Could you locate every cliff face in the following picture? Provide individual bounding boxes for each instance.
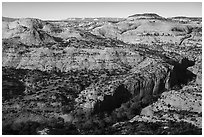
[71,53,196,125]
[2,45,144,72]
[2,14,202,135]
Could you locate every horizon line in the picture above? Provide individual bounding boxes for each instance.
[2,13,202,21]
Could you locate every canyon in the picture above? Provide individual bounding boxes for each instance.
[2,13,202,135]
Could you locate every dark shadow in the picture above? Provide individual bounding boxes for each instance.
[168,58,196,89]
[93,84,132,114]
[53,36,64,42]
[2,77,25,100]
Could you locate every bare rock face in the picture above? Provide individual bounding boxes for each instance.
[72,55,196,124]
[3,18,56,46]
[2,43,144,72]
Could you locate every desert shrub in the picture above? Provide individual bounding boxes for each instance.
[104,115,113,124]
[61,105,73,113]
[98,29,106,37]
[2,76,25,100]
[3,121,41,135]
[19,121,40,135]
[154,121,202,135]
[171,27,185,32]
[82,119,94,130]
[47,117,64,128]
[2,124,18,135]
[49,123,78,135]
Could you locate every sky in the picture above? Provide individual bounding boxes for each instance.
[2,2,202,20]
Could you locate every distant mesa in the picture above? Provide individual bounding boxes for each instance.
[2,16,18,22]
[3,13,201,22]
[65,17,124,22]
[170,16,201,19]
[169,16,202,22]
[128,13,164,19]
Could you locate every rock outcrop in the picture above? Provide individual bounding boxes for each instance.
[71,53,196,125]
[2,18,57,46]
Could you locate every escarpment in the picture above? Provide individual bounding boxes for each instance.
[71,54,196,126]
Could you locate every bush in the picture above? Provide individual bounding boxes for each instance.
[3,121,40,135]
